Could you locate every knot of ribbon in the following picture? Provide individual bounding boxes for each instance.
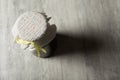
[15,36,47,57]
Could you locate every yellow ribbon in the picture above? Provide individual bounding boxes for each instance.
[15,36,47,57]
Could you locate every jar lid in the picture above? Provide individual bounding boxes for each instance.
[12,12,47,41]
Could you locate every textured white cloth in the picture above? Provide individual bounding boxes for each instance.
[12,12,56,51]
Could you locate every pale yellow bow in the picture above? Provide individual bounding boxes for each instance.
[15,36,46,57]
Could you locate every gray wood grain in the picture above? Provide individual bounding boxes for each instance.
[0,0,120,80]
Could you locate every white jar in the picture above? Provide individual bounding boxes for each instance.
[12,12,56,58]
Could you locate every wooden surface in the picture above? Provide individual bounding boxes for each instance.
[1,0,120,80]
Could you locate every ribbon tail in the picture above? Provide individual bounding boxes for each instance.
[41,48,47,54]
[33,42,47,57]
[37,50,40,57]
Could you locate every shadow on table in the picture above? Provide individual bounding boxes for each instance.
[49,30,114,57]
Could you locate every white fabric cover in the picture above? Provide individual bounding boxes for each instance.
[12,12,56,51]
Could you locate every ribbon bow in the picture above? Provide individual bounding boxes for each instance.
[15,36,47,57]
